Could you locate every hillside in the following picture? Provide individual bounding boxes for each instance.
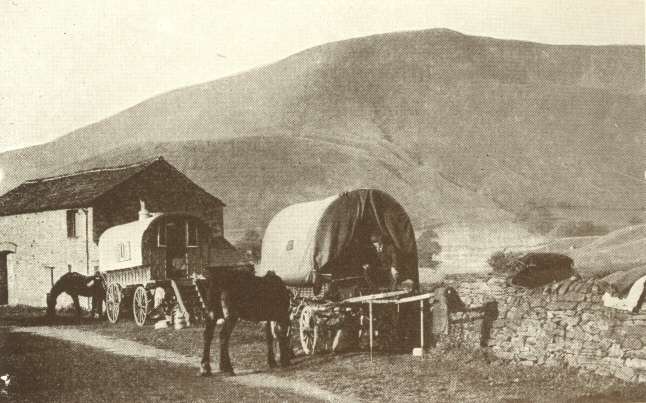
[0,29,644,234]
[42,139,501,233]
[528,224,646,278]
[570,224,646,277]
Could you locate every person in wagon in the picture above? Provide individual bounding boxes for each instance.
[361,233,400,290]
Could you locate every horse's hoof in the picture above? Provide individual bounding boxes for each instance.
[199,364,212,377]
[220,365,235,376]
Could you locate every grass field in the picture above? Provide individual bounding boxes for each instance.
[75,317,646,402]
[4,305,646,402]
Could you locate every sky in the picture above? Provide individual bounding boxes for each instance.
[0,0,644,153]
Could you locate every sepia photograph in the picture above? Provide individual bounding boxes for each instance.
[0,1,644,401]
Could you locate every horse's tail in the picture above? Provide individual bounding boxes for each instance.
[97,271,108,296]
[47,274,67,316]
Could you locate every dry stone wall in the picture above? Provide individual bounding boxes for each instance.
[439,273,646,383]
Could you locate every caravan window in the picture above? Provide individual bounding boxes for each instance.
[118,242,131,261]
[186,220,199,247]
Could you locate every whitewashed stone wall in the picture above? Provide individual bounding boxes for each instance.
[0,208,98,307]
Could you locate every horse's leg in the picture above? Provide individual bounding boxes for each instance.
[265,321,277,368]
[90,295,97,318]
[200,311,216,376]
[91,291,103,318]
[96,295,104,318]
[72,294,81,318]
[47,280,65,317]
[277,315,292,367]
[47,291,58,317]
[219,315,238,375]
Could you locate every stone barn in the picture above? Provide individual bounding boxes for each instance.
[0,157,235,307]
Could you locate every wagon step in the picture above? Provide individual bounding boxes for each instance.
[172,278,208,325]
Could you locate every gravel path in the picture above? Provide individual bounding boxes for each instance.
[12,326,358,403]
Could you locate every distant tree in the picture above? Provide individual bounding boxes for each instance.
[417,229,442,267]
[235,229,262,261]
[515,200,555,235]
[424,240,442,256]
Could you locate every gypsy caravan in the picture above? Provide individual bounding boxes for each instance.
[99,206,246,326]
[260,189,423,355]
[259,188,419,291]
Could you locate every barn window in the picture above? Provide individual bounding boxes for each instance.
[186,220,199,247]
[118,242,131,261]
[157,219,167,247]
[66,209,77,238]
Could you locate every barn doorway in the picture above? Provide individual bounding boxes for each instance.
[166,221,187,278]
[0,253,7,305]
[0,243,16,305]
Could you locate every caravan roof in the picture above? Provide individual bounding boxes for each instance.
[98,212,205,272]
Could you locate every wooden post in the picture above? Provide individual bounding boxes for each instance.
[420,299,424,350]
[369,301,373,361]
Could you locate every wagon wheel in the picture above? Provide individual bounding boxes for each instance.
[132,285,150,327]
[299,305,319,355]
[105,283,122,324]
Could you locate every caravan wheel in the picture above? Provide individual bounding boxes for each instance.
[105,283,122,324]
[132,286,149,327]
[299,305,319,355]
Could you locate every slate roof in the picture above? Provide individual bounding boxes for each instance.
[0,157,222,216]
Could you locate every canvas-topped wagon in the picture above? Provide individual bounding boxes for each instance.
[259,188,424,354]
[99,210,222,326]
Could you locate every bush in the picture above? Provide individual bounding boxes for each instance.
[235,229,262,261]
[487,250,525,275]
[418,241,441,267]
[628,216,644,225]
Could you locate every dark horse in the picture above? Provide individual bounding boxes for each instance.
[47,272,105,318]
[200,268,291,376]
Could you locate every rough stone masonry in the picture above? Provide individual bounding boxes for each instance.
[437,273,646,383]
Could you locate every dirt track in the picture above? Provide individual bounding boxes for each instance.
[11,326,358,403]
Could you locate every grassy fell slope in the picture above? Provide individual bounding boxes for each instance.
[0,29,643,231]
[534,224,646,277]
[46,138,507,233]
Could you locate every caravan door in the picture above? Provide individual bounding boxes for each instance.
[165,220,187,278]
